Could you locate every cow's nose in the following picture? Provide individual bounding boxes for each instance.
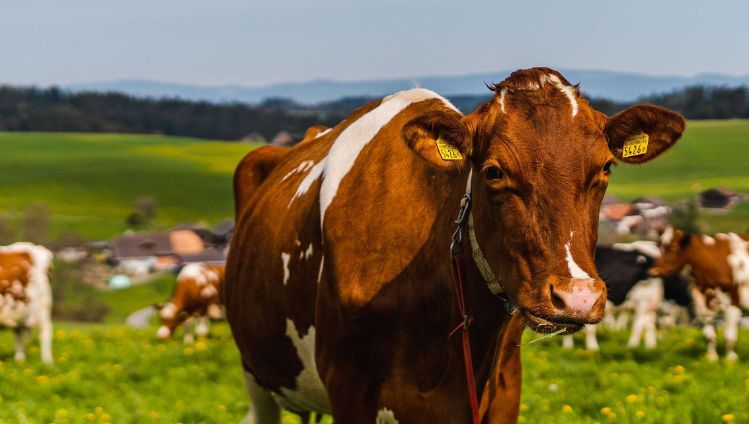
[550,278,605,318]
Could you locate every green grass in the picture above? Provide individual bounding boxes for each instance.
[97,274,177,323]
[0,323,746,423]
[0,122,748,240]
[0,132,254,240]
[607,120,749,201]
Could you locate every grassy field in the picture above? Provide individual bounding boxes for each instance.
[0,132,253,240]
[0,322,746,423]
[0,121,748,240]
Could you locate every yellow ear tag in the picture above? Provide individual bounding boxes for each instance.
[622,131,649,158]
[435,136,463,161]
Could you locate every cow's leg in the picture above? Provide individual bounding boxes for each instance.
[240,372,281,424]
[183,318,195,344]
[725,305,741,361]
[14,326,28,361]
[643,311,657,349]
[585,324,599,351]
[703,324,718,361]
[195,315,210,338]
[614,311,629,331]
[38,305,54,364]
[628,308,647,348]
[561,335,574,349]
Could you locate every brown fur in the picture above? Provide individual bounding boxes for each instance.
[158,264,225,335]
[226,68,684,422]
[0,252,32,303]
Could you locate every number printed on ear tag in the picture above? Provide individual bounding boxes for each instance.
[622,132,649,158]
[435,136,463,161]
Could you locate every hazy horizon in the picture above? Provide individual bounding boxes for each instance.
[3,0,748,87]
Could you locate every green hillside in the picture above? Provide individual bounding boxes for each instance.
[0,132,253,240]
[0,121,747,241]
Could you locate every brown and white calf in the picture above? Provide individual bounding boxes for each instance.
[226,67,684,423]
[651,227,748,360]
[0,242,54,363]
[156,263,225,344]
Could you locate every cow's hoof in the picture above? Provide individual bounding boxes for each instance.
[706,351,719,362]
[14,353,26,362]
[726,352,739,362]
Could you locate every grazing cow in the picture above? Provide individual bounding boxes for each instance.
[651,228,749,360]
[226,67,684,423]
[0,243,54,363]
[563,242,691,350]
[156,263,225,344]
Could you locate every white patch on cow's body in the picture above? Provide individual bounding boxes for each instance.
[160,302,177,320]
[612,240,661,259]
[543,74,578,117]
[281,253,291,286]
[565,232,590,279]
[282,160,315,182]
[314,128,332,139]
[201,285,218,299]
[498,88,507,113]
[180,263,208,286]
[289,159,326,208]
[702,235,716,245]
[317,256,325,284]
[376,408,400,424]
[277,319,331,414]
[660,226,674,246]
[726,233,749,287]
[319,89,458,224]
[0,243,54,363]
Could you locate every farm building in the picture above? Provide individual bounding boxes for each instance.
[111,229,226,276]
[699,187,743,209]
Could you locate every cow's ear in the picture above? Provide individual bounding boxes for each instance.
[402,110,471,171]
[678,231,692,249]
[605,105,685,164]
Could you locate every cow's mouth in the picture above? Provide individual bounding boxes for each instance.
[521,309,583,334]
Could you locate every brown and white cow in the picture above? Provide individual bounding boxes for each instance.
[0,242,54,363]
[651,227,749,360]
[226,67,684,423]
[156,263,225,344]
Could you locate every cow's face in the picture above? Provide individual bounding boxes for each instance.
[650,227,691,276]
[403,68,684,333]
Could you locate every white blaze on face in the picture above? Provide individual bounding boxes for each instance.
[565,232,591,279]
[702,235,716,246]
[279,319,331,413]
[281,253,291,285]
[319,88,459,225]
[314,128,332,139]
[376,408,400,424]
[543,74,578,117]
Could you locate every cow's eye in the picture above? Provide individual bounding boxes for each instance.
[602,159,614,175]
[486,166,504,180]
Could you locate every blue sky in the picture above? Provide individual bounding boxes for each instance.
[2,0,748,86]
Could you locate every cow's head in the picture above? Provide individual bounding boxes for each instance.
[403,68,684,333]
[650,227,691,277]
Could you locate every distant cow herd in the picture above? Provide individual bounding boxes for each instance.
[2,67,748,423]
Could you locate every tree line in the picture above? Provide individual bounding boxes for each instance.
[0,84,747,141]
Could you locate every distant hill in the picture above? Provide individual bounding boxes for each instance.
[67,69,749,104]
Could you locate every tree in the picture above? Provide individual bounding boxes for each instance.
[670,196,703,234]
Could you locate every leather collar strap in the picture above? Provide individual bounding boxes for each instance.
[464,168,504,295]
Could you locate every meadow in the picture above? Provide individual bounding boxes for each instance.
[0,120,748,240]
[0,322,746,423]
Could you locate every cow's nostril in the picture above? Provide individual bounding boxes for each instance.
[549,284,566,309]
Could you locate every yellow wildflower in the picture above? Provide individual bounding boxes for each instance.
[626,394,639,403]
[722,414,735,422]
[636,410,645,418]
[562,405,573,413]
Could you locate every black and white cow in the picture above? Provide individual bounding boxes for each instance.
[563,241,691,350]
